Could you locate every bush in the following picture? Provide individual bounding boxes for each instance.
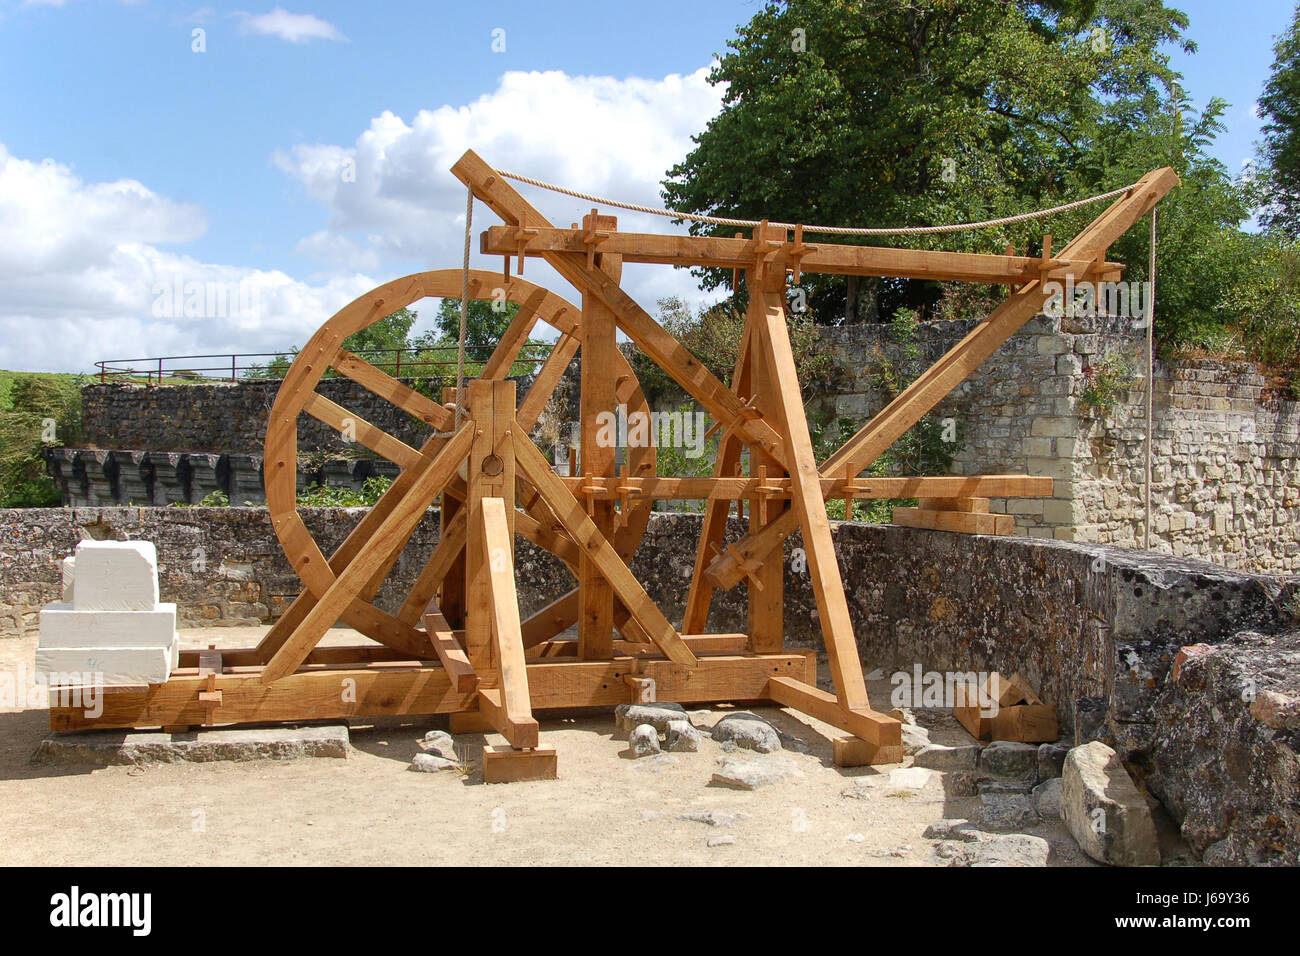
[0,374,83,507]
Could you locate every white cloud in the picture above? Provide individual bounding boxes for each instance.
[238,7,346,44]
[0,144,376,371]
[273,66,729,316]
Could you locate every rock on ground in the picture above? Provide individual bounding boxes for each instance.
[977,793,1039,831]
[1033,778,1062,819]
[711,756,802,790]
[665,719,701,753]
[419,730,457,761]
[679,809,749,827]
[33,725,349,765]
[947,833,1051,867]
[1037,742,1070,781]
[901,722,931,756]
[710,712,782,753]
[614,703,690,738]
[629,724,662,758]
[1061,741,1160,867]
[912,743,979,771]
[979,741,1038,782]
[410,752,459,773]
[923,819,985,843]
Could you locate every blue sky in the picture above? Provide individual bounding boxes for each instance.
[0,0,1294,371]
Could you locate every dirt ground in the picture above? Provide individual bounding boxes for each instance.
[0,626,1105,867]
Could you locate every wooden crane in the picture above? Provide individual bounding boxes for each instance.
[51,150,1177,783]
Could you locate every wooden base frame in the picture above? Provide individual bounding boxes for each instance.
[49,151,1176,780]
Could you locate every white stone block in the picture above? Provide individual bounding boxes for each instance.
[73,540,160,611]
[36,635,178,687]
[38,602,177,649]
[61,556,75,602]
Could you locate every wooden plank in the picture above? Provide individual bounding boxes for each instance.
[425,608,477,692]
[260,424,474,683]
[825,168,1178,482]
[437,387,468,628]
[891,507,1014,535]
[917,497,990,513]
[482,745,557,783]
[302,392,424,470]
[766,675,900,750]
[832,735,903,767]
[481,225,1127,284]
[751,281,867,709]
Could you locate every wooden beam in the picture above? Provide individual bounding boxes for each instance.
[425,608,477,692]
[751,281,868,710]
[512,431,699,668]
[302,392,424,470]
[767,675,901,754]
[52,652,815,731]
[465,380,516,674]
[560,473,1053,501]
[481,225,1128,284]
[578,208,622,661]
[480,497,538,745]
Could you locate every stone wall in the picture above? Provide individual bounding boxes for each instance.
[817,314,1300,572]
[81,378,436,454]
[2,506,1297,862]
[64,315,1300,572]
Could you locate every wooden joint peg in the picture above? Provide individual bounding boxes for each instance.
[787,224,817,284]
[581,208,612,269]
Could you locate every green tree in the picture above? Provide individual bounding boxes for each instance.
[663,0,1194,325]
[342,306,418,356]
[1258,3,1300,238]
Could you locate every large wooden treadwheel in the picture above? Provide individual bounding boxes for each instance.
[256,268,659,677]
[49,149,1176,784]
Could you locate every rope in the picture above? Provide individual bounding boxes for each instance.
[454,184,472,427]
[493,168,1140,237]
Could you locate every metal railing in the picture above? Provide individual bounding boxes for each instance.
[94,345,553,386]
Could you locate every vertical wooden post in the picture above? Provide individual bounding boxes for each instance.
[578,210,621,660]
[746,255,788,652]
[437,386,467,627]
[465,379,517,674]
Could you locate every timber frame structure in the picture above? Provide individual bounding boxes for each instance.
[51,151,1177,783]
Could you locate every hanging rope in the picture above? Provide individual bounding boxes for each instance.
[1144,208,1158,551]
[454,183,473,427]
[493,168,1140,237]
